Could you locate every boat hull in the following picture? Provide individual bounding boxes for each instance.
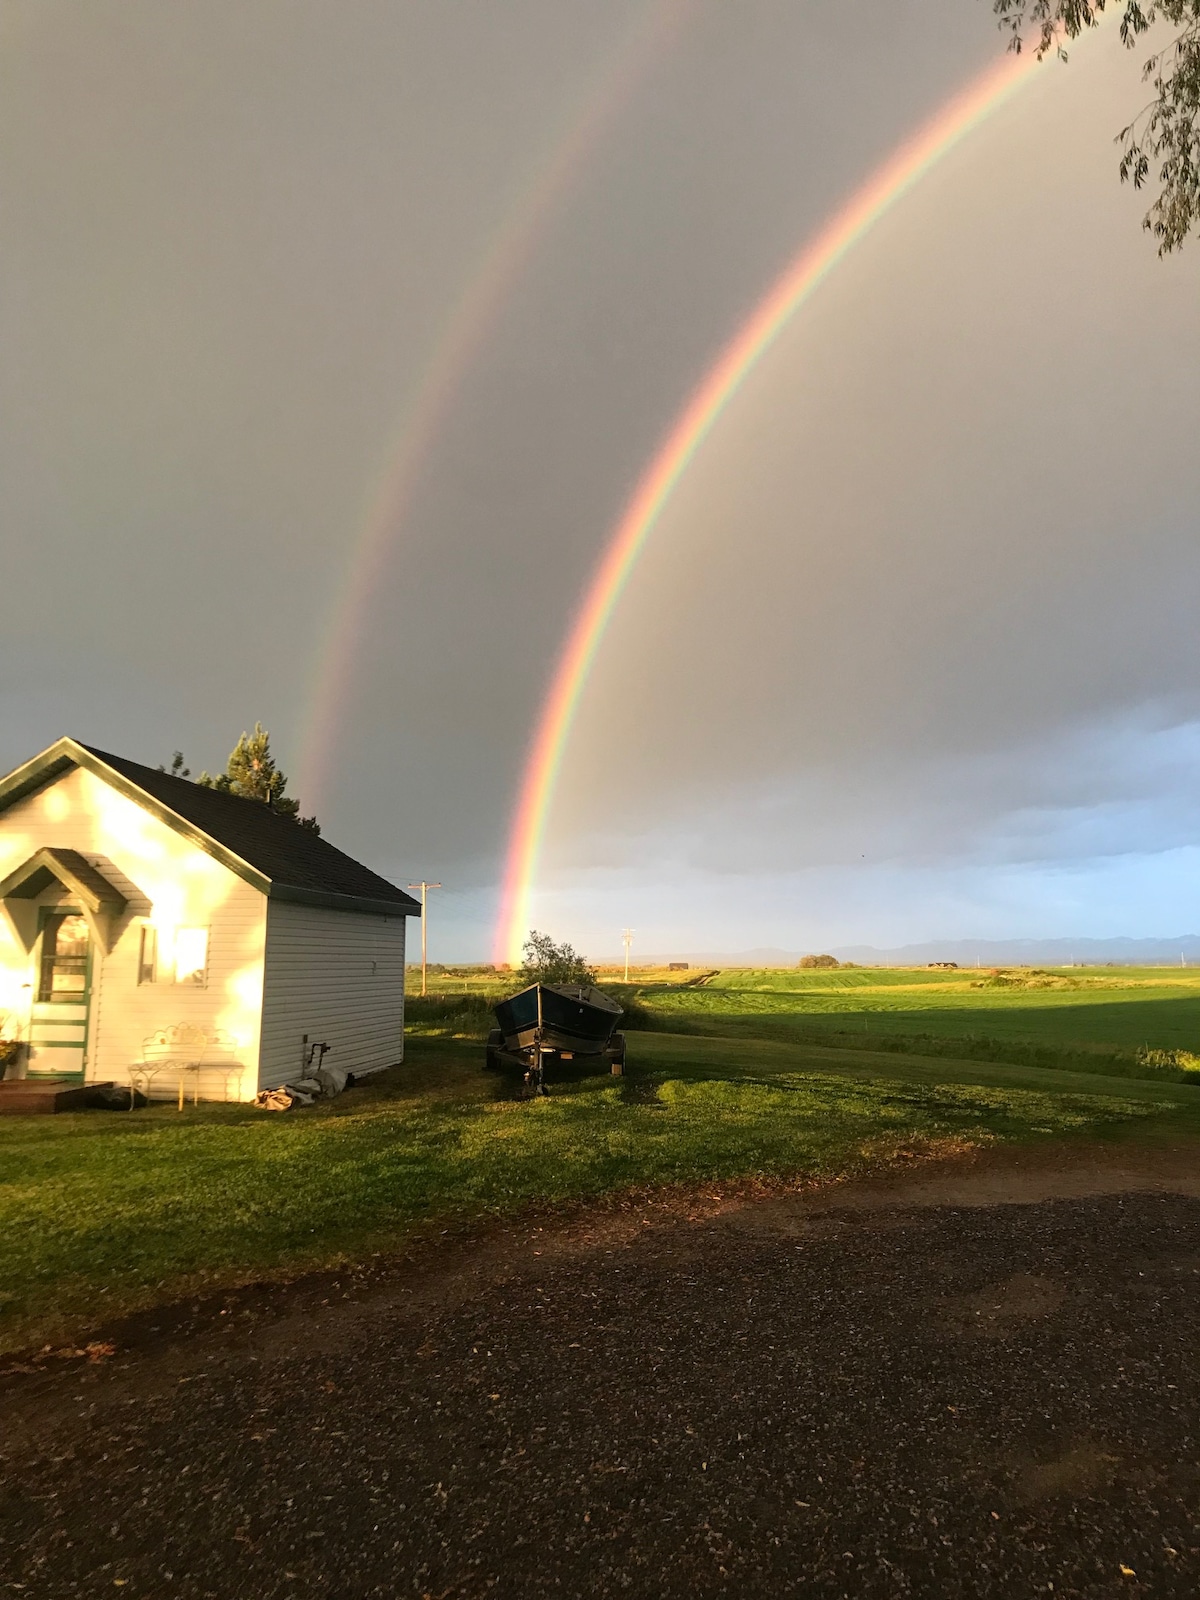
[493,982,622,1057]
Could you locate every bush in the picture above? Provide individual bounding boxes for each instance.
[519,930,595,987]
[602,988,653,1030]
[404,991,495,1037]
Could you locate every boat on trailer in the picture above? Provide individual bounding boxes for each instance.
[487,982,625,1095]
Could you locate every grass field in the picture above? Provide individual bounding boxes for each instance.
[6,963,1200,1355]
[413,963,1200,1050]
[405,964,1200,1082]
[597,965,1200,1080]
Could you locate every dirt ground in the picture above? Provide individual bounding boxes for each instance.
[4,1139,1200,1598]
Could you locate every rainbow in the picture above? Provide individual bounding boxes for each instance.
[495,46,1047,965]
[297,0,693,813]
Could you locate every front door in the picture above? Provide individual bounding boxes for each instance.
[27,910,92,1079]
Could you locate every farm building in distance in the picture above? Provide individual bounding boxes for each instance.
[0,738,420,1101]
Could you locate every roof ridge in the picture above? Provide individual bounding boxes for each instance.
[1,739,421,918]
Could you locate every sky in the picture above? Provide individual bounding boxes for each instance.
[2,1,1197,961]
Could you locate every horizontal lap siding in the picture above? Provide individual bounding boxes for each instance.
[258,900,406,1087]
[0,767,267,1099]
[91,879,266,1100]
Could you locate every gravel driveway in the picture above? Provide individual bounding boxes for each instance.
[3,1143,1200,1598]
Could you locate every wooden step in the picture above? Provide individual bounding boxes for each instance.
[0,1078,103,1115]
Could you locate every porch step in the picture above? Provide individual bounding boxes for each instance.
[0,1078,104,1115]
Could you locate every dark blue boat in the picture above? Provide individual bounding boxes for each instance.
[488,982,625,1094]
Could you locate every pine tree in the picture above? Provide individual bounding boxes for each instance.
[196,724,319,831]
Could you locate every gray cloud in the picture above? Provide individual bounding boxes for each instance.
[1,3,1190,957]
[536,30,1200,954]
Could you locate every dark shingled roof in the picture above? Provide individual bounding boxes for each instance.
[82,747,420,916]
[0,738,420,918]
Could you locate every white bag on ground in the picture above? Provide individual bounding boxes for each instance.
[255,1066,348,1111]
[254,1087,294,1111]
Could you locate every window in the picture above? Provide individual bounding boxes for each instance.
[37,913,89,1003]
[138,925,157,985]
[174,928,209,986]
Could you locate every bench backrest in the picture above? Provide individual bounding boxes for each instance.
[141,1024,241,1066]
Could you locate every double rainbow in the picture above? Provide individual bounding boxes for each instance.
[495,46,1044,965]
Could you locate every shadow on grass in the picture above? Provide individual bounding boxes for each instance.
[4,1029,1198,1357]
[624,1000,1200,1083]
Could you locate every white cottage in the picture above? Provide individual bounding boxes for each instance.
[0,738,421,1101]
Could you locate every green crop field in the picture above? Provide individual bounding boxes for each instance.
[609,966,1200,1079]
[412,963,1200,1061]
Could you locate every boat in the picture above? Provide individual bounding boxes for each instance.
[488,982,625,1094]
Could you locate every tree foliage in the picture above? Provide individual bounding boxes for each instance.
[170,724,320,831]
[994,0,1200,250]
[798,953,841,969]
[519,930,596,987]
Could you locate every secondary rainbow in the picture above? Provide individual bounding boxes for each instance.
[495,46,1046,965]
[297,0,692,813]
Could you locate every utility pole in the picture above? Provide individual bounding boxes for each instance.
[622,928,634,983]
[408,882,442,997]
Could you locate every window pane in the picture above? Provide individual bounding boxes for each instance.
[55,915,89,959]
[174,927,208,986]
[138,925,157,985]
[38,913,89,1002]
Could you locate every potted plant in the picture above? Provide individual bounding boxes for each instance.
[0,1011,23,1080]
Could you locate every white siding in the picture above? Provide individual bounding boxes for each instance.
[0,766,267,1099]
[258,899,406,1086]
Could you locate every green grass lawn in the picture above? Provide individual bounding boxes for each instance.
[3,1020,1197,1356]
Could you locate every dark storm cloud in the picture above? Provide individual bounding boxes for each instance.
[538,31,1200,954]
[3,2,1182,956]
[0,4,997,903]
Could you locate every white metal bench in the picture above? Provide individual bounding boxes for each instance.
[133,1025,247,1109]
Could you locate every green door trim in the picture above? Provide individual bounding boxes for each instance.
[28,906,92,1081]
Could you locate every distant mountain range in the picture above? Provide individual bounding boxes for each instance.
[616,937,1200,969]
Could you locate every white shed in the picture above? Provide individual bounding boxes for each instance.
[0,738,421,1101]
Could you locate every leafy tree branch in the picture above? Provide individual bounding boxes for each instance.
[519,930,596,987]
[994,0,1200,250]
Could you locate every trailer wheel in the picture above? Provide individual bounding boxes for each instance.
[606,1032,627,1076]
[484,1028,503,1072]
